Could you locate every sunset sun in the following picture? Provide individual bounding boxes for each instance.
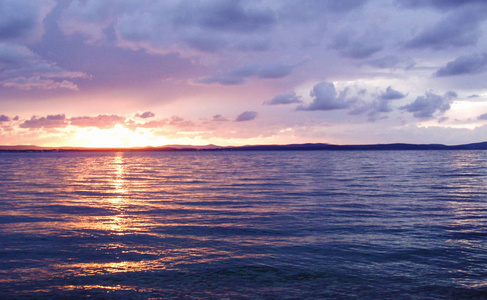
[70,124,168,148]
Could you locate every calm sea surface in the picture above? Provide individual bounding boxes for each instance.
[1,150,487,299]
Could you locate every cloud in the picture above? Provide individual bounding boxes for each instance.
[298,81,350,111]
[0,43,87,90]
[196,1,276,33]
[69,115,126,129]
[0,115,9,122]
[380,86,406,100]
[19,114,67,129]
[366,55,415,69]
[401,0,487,10]
[405,7,487,49]
[62,1,276,54]
[135,111,155,119]
[196,62,297,85]
[264,92,302,105]
[2,76,78,90]
[168,116,195,127]
[126,119,167,130]
[367,96,400,120]
[477,113,487,120]
[212,114,228,122]
[346,86,405,121]
[0,0,55,42]
[400,91,457,118]
[235,111,257,122]
[330,29,383,59]
[435,53,487,77]
[59,0,118,43]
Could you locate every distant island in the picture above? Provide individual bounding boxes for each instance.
[2,142,487,152]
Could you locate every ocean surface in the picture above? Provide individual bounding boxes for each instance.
[1,150,487,299]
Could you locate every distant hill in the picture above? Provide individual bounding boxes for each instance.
[2,142,487,152]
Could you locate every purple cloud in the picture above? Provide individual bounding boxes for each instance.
[196,62,297,85]
[20,114,67,129]
[400,91,457,118]
[265,92,302,105]
[0,0,55,42]
[477,113,487,120]
[435,53,487,77]
[298,81,350,111]
[235,111,257,122]
[331,30,383,59]
[405,7,487,49]
[212,114,228,122]
[135,111,155,119]
[380,86,406,100]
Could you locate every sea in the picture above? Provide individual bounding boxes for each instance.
[1,150,487,299]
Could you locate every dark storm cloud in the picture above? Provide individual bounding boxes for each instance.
[380,86,406,100]
[235,111,257,122]
[400,91,457,118]
[69,115,126,129]
[19,114,67,129]
[298,81,350,111]
[405,7,487,49]
[196,62,296,85]
[435,53,487,77]
[264,92,302,105]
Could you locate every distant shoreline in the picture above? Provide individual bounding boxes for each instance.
[2,142,487,152]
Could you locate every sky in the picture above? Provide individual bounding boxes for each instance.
[1,0,487,147]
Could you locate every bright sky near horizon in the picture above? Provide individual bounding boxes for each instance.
[1,0,487,147]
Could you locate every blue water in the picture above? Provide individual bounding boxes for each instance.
[1,150,487,299]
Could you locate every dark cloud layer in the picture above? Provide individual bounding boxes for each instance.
[331,30,383,59]
[401,0,487,10]
[435,53,487,77]
[405,7,487,50]
[196,62,296,85]
[0,0,54,42]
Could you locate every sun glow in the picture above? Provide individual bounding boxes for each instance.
[70,124,170,148]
